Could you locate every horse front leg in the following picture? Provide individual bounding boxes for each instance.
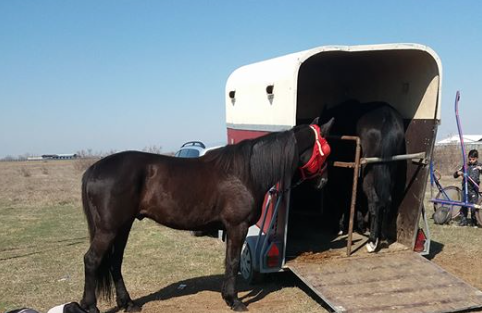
[222,224,249,311]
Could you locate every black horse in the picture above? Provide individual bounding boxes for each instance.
[79,119,333,313]
[319,100,405,252]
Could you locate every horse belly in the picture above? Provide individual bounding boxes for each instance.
[140,200,219,231]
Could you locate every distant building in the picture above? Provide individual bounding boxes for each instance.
[27,154,78,160]
[27,156,44,161]
[436,135,482,146]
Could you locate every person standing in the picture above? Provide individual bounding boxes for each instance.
[454,149,481,227]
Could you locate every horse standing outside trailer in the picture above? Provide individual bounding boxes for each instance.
[78,122,333,313]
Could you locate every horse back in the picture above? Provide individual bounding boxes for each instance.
[356,102,405,158]
[82,151,244,231]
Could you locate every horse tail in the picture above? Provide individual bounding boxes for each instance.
[81,165,115,301]
[81,168,95,242]
[374,109,404,207]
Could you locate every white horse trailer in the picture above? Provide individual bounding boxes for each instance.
[225,44,482,313]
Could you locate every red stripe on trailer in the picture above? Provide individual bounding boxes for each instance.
[227,128,269,145]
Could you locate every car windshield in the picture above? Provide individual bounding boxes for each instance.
[176,148,200,158]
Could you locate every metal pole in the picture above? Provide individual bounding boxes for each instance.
[361,152,426,164]
[347,137,361,256]
[455,91,468,203]
[326,135,362,256]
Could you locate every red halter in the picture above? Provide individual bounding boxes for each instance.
[299,125,331,180]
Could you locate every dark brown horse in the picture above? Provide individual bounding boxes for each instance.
[79,119,334,313]
[319,100,405,252]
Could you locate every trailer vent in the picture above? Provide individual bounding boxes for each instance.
[228,90,236,105]
[266,84,274,104]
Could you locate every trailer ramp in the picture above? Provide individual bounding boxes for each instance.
[287,251,482,313]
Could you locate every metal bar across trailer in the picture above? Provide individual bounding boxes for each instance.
[327,135,427,256]
[333,152,426,168]
[361,152,426,164]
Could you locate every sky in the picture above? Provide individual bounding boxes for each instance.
[1,1,481,158]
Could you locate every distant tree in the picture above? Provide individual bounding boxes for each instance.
[2,155,15,161]
[18,153,31,161]
[74,149,100,172]
[142,145,162,154]
[101,149,118,157]
[76,149,96,158]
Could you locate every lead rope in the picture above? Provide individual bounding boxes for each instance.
[274,179,305,195]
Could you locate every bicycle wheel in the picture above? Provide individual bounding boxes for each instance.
[434,186,462,220]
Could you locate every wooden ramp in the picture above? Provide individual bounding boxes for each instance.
[286,251,482,313]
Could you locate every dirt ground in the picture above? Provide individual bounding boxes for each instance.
[128,244,482,313]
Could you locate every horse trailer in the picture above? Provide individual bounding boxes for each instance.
[225,44,482,313]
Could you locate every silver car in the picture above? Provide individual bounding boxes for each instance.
[174,141,220,158]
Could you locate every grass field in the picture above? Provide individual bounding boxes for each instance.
[1,160,481,313]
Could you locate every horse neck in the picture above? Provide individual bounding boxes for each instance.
[246,130,298,195]
[204,130,299,196]
[293,125,315,157]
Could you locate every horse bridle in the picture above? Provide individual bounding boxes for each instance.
[276,125,331,194]
[299,124,330,180]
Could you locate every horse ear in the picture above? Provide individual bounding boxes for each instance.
[319,117,335,137]
[310,117,320,125]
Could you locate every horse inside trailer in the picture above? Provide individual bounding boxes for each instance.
[287,48,438,257]
[225,44,482,313]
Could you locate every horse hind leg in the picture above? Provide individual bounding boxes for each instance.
[363,173,381,253]
[81,230,117,313]
[111,222,141,312]
[366,202,380,253]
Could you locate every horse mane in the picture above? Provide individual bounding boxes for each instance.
[204,129,299,192]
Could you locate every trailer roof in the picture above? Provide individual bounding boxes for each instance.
[226,43,442,132]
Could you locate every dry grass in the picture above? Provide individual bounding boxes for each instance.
[72,158,99,173]
[424,174,482,292]
[0,161,82,208]
[1,160,481,313]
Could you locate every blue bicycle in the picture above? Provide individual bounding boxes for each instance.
[430,91,482,226]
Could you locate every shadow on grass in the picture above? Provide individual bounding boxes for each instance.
[0,239,85,261]
[105,271,330,312]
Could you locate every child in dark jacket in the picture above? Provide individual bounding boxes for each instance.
[454,149,481,227]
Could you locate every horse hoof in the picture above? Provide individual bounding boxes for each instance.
[232,300,248,312]
[84,306,100,313]
[125,302,142,312]
[79,302,100,313]
[366,239,379,253]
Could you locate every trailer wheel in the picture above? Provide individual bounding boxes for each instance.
[434,186,462,222]
[433,206,451,225]
[240,241,263,284]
